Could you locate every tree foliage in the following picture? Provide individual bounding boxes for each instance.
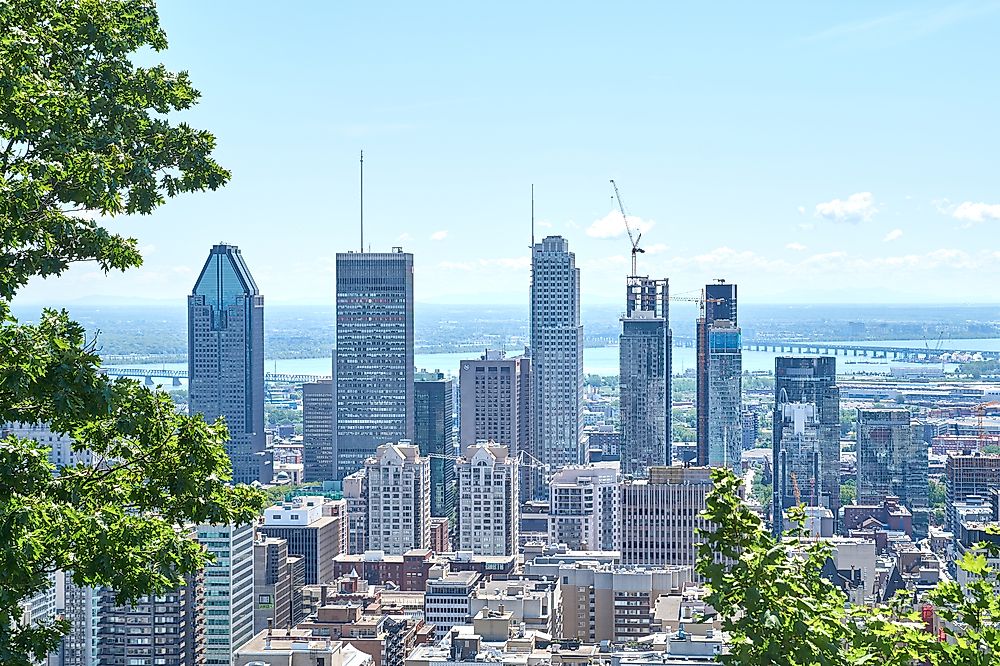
[0,1,263,663]
[698,468,1000,665]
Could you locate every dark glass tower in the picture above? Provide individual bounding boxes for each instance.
[696,282,741,468]
[415,371,456,518]
[188,244,267,484]
[772,356,840,534]
[619,277,671,476]
[302,379,334,482]
[334,249,414,478]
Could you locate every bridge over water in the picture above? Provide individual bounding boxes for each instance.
[102,368,330,385]
[742,340,1000,361]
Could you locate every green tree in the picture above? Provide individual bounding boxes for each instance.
[841,478,857,505]
[1,1,263,662]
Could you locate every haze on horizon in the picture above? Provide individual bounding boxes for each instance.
[12,1,1000,309]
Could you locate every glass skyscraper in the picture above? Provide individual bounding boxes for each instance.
[619,276,671,476]
[188,244,267,485]
[334,249,414,478]
[530,235,583,474]
[696,281,741,469]
[415,370,456,518]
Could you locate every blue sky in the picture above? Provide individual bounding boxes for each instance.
[15,1,1000,306]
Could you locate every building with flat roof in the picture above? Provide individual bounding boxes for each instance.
[425,572,481,640]
[548,462,620,552]
[254,536,292,633]
[415,371,456,519]
[259,496,346,585]
[233,628,373,666]
[303,379,335,482]
[696,282,740,469]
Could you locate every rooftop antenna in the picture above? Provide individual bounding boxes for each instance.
[530,184,535,248]
[359,150,364,252]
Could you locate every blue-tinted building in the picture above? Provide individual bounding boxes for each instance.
[188,244,268,484]
[696,282,742,468]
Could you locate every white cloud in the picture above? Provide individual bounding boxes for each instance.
[430,230,448,241]
[586,210,655,239]
[645,243,669,255]
[785,242,806,251]
[397,232,414,242]
[952,202,1000,225]
[814,192,876,223]
[883,228,903,242]
[797,206,806,215]
[536,220,553,229]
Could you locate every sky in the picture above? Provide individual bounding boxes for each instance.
[14,1,1000,307]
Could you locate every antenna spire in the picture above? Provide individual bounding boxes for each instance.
[359,150,364,253]
[530,184,535,248]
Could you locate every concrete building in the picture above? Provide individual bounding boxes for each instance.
[232,629,373,666]
[425,572,481,640]
[188,243,268,484]
[414,371,456,519]
[259,496,346,585]
[429,517,451,554]
[334,249,415,479]
[56,574,99,666]
[458,350,533,498]
[696,282,741,469]
[530,235,584,473]
[945,452,1000,528]
[365,443,431,555]
[468,579,557,636]
[302,379,335,482]
[254,536,292,633]
[548,462,620,551]
[619,277,671,476]
[97,573,204,666]
[558,563,694,644]
[331,549,440,592]
[343,470,368,555]
[619,467,712,570]
[856,409,928,535]
[455,443,519,556]
[196,522,255,665]
[773,356,840,533]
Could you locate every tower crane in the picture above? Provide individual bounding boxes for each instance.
[974,401,1000,450]
[610,179,644,276]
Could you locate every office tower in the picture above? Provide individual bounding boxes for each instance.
[364,442,431,555]
[548,462,620,551]
[415,370,456,518]
[945,452,1000,528]
[455,443,519,556]
[619,466,713,569]
[696,281,741,468]
[742,410,759,449]
[425,572,481,640]
[253,536,291,633]
[619,277,671,476]
[97,573,205,666]
[855,409,929,535]
[302,379,335,482]
[196,522,255,665]
[258,496,343,585]
[56,574,99,666]
[334,249,415,479]
[188,244,268,485]
[342,469,368,554]
[459,350,533,497]
[772,357,841,533]
[530,236,584,472]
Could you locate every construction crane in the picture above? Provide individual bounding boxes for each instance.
[974,401,1000,450]
[670,290,726,318]
[610,179,644,276]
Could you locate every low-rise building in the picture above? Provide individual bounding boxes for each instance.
[468,578,558,636]
[232,628,373,666]
[332,549,441,592]
[425,572,481,640]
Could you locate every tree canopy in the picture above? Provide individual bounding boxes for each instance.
[0,1,263,663]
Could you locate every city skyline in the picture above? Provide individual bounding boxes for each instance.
[10,2,1000,307]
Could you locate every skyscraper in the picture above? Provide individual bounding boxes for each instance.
[530,235,583,473]
[772,356,840,533]
[196,522,255,666]
[696,281,741,468]
[856,408,929,536]
[415,370,456,518]
[619,277,671,475]
[334,249,415,479]
[365,442,431,555]
[455,443,519,556]
[188,244,267,485]
[302,379,335,482]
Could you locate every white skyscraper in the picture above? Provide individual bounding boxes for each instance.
[196,522,255,665]
[455,443,519,556]
[530,235,583,476]
[364,442,431,555]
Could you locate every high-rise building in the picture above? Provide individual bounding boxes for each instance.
[302,379,335,482]
[253,536,291,633]
[258,496,344,585]
[97,573,205,666]
[334,249,415,479]
[530,236,583,472]
[56,574,99,666]
[619,466,713,570]
[415,370,456,518]
[772,357,840,532]
[455,443,519,556]
[196,522,255,665]
[188,244,268,484]
[619,277,671,476]
[855,409,928,536]
[696,281,741,469]
[945,452,1000,528]
[365,442,431,555]
[548,462,620,551]
[342,469,368,554]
